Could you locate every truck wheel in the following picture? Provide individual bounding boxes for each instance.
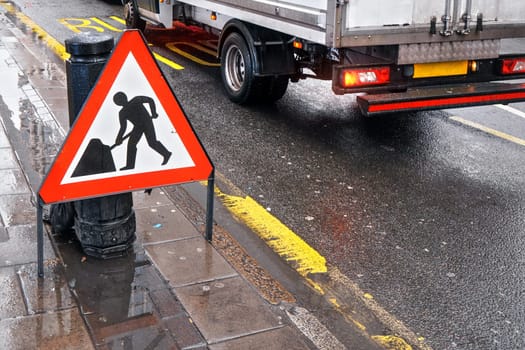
[261,75,289,102]
[221,32,258,104]
[123,0,146,31]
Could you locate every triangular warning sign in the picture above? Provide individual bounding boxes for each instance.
[39,30,213,204]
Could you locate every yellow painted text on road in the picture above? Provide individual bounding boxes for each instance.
[58,18,107,33]
[90,17,122,32]
[110,15,126,25]
[58,17,184,70]
[110,16,208,69]
[59,17,123,33]
[59,17,218,70]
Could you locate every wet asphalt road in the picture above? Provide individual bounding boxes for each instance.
[4,0,525,348]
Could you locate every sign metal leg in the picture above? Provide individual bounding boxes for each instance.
[37,198,44,278]
[205,171,215,241]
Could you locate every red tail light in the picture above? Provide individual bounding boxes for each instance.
[340,67,390,88]
[501,58,525,75]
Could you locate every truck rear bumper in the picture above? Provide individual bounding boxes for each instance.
[357,82,525,116]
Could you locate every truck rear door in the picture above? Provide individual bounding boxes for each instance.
[338,0,525,47]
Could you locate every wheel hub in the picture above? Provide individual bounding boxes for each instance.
[226,45,245,92]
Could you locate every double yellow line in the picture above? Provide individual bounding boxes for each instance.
[0,1,69,60]
[211,177,423,350]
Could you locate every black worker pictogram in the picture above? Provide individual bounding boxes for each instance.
[113,91,172,171]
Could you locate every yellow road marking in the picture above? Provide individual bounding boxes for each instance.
[97,17,185,70]
[56,16,184,69]
[166,42,220,67]
[327,268,432,350]
[372,335,413,350]
[90,17,121,32]
[212,181,427,349]
[153,52,184,70]
[58,18,104,33]
[450,116,525,147]
[113,15,214,69]
[169,41,216,56]
[59,16,123,33]
[330,297,367,331]
[1,2,70,60]
[110,16,125,25]
[57,16,219,70]
[214,188,327,277]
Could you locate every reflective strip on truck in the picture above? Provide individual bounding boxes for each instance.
[357,82,525,116]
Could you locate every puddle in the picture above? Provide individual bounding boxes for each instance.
[0,40,64,186]
[53,235,172,347]
[43,205,168,348]
[0,43,26,131]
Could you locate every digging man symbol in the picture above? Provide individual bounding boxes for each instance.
[113,91,172,171]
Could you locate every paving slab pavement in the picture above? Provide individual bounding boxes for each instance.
[0,46,94,347]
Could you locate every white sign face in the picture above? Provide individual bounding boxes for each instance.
[61,52,195,185]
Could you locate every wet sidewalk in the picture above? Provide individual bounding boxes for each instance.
[0,8,314,350]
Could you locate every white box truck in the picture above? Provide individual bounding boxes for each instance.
[122,0,525,115]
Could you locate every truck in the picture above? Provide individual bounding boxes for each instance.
[121,0,525,115]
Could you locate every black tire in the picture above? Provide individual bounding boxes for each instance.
[260,75,289,102]
[220,32,258,104]
[123,0,146,31]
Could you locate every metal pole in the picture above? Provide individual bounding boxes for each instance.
[37,198,44,278]
[205,170,215,241]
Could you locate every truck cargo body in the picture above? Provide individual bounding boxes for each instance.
[123,0,525,115]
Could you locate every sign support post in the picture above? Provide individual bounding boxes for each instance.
[206,170,215,241]
[37,197,44,277]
